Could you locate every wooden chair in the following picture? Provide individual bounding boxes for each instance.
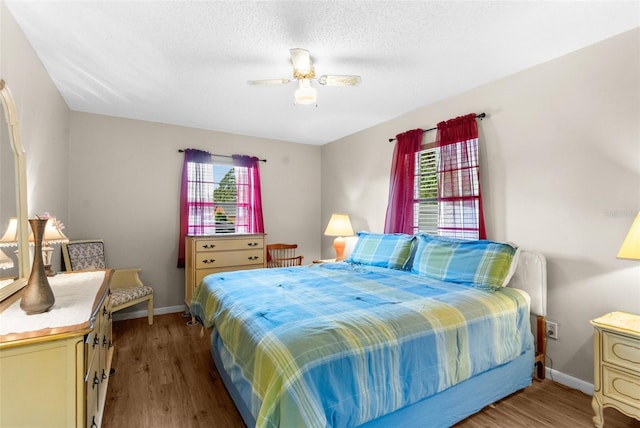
[266,243,304,268]
[62,239,154,325]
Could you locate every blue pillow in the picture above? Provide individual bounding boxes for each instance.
[411,233,518,291]
[348,232,415,270]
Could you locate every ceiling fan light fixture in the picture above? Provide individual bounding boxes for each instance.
[294,79,317,105]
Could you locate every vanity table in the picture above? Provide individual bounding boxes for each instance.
[0,270,113,428]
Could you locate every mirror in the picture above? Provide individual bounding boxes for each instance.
[0,79,29,301]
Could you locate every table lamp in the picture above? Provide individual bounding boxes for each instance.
[35,217,69,276]
[324,213,354,261]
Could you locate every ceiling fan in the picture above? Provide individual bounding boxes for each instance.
[247,48,361,106]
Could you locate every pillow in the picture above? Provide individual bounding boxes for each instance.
[410,233,518,291]
[347,232,415,270]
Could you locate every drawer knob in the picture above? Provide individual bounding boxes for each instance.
[91,416,98,428]
[103,306,108,316]
[202,259,216,264]
[93,335,100,348]
[103,335,108,347]
[248,256,259,261]
[92,372,100,388]
[101,369,108,380]
[248,242,258,247]
[203,244,216,249]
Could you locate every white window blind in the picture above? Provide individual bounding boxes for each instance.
[413,146,439,235]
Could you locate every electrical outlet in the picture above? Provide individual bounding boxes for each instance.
[547,321,558,340]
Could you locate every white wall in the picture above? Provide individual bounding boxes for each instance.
[68,112,321,311]
[1,1,70,274]
[321,28,640,384]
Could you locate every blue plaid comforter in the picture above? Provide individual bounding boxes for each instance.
[190,262,533,428]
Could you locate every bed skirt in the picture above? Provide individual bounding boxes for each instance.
[210,331,534,428]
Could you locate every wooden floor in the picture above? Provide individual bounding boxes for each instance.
[103,313,640,428]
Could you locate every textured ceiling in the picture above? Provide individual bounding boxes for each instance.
[5,1,640,145]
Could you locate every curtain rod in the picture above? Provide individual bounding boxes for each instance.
[178,149,267,163]
[388,113,486,143]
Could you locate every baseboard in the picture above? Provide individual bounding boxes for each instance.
[111,305,186,322]
[546,367,594,396]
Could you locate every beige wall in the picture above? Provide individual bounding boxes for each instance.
[5,0,639,387]
[1,1,70,274]
[68,112,321,310]
[321,28,640,385]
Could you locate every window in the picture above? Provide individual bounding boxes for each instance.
[413,140,482,239]
[186,160,244,235]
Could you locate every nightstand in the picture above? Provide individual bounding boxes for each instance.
[591,311,640,427]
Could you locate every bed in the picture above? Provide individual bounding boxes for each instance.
[189,232,547,428]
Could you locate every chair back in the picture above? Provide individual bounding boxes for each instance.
[62,240,107,271]
[266,243,303,268]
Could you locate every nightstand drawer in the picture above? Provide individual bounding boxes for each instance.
[602,365,640,408]
[603,331,640,373]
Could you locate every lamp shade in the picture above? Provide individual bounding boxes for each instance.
[29,217,68,245]
[0,248,13,269]
[324,214,354,237]
[618,211,640,260]
[0,217,18,246]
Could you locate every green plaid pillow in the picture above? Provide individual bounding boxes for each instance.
[411,233,518,291]
[348,232,415,270]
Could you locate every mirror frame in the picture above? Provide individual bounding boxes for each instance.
[0,79,29,301]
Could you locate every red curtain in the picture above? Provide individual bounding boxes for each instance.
[384,129,423,234]
[232,155,265,234]
[436,113,486,239]
[177,149,213,268]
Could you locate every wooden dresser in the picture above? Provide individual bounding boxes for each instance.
[591,311,640,427]
[184,234,266,312]
[0,270,113,428]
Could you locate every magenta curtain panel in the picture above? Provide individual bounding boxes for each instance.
[384,129,423,234]
[232,155,265,234]
[436,113,486,239]
[178,149,213,267]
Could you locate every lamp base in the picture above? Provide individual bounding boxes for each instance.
[44,264,56,277]
[333,236,346,261]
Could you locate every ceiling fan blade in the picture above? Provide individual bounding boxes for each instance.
[290,48,312,74]
[318,75,362,86]
[247,78,291,86]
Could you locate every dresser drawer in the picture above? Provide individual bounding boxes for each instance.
[195,249,264,269]
[194,264,264,286]
[603,331,640,373]
[195,236,264,252]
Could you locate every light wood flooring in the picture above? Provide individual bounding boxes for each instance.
[103,313,640,428]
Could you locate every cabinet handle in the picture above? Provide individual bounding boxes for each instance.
[203,244,216,249]
[103,335,108,347]
[92,372,100,388]
[93,335,100,348]
[248,242,258,247]
[202,259,216,264]
[91,416,98,428]
[101,369,108,380]
[103,306,109,317]
[248,256,259,261]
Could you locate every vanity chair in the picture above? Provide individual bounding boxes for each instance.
[62,239,154,325]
